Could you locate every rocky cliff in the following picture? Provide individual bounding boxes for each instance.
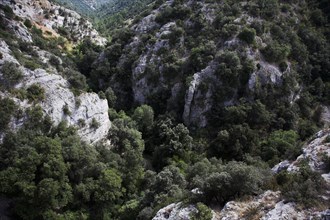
[94,0,304,128]
[0,1,111,144]
[3,0,106,45]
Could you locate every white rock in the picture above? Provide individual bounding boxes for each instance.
[152,203,197,220]
[219,191,281,220]
[183,62,217,127]
[271,160,291,173]
[0,40,110,144]
[261,201,306,220]
[248,61,283,91]
[5,0,106,46]
[21,68,111,144]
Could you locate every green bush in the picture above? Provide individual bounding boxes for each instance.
[261,41,290,63]
[26,84,45,102]
[258,0,279,19]
[238,27,256,44]
[0,97,17,131]
[1,61,24,88]
[62,104,71,116]
[259,130,299,166]
[65,69,88,92]
[90,118,100,129]
[187,159,267,204]
[190,203,213,220]
[2,5,14,19]
[24,19,32,28]
[23,59,41,70]
[49,55,61,67]
[77,118,86,127]
[278,165,327,208]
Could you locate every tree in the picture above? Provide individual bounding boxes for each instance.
[65,69,88,92]
[258,0,279,19]
[132,104,154,134]
[108,112,145,197]
[26,84,45,102]
[105,87,117,108]
[150,116,193,170]
[187,159,266,205]
[238,27,256,44]
[261,41,291,63]
[260,130,299,165]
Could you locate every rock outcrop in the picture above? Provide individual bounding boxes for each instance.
[153,190,329,220]
[0,39,111,144]
[272,129,330,176]
[152,203,197,220]
[2,0,106,45]
[21,68,110,144]
[183,62,217,127]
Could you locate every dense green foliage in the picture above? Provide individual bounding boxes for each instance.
[0,0,329,219]
[94,0,155,35]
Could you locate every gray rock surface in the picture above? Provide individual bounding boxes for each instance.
[152,203,197,220]
[261,201,306,220]
[183,62,217,127]
[272,129,330,174]
[3,0,106,45]
[219,191,281,220]
[0,40,111,144]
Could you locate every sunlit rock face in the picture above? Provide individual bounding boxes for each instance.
[0,40,111,144]
[3,0,106,45]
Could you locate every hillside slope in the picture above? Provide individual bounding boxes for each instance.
[0,0,329,219]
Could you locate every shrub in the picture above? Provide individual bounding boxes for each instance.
[261,41,290,63]
[258,0,279,19]
[77,118,86,127]
[187,160,266,204]
[321,153,330,172]
[49,55,61,67]
[324,135,330,143]
[2,5,14,19]
[1,61,24,87]
[23,59,41,70]
[0,97,17,131]
[278,166,327,208]
[238,28,256,44]
[62,104,71,115]
[90,118,100,129]
[26,84,45,102]
[23,19,32,28]
[105,87,117,108]
[66,69,88,92]
[259,130,299,166]
[190,203,213,220]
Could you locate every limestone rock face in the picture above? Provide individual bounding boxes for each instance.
[3,0,106,45]
[0,40,111,144]
[273,129,330,176]
[248,62,283,90]
[261,202,307,220]
[153,190,329,220]
[183,62,217,127]
[152,203,197,220]
[22,68,110,144]
[219,191,281,220]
